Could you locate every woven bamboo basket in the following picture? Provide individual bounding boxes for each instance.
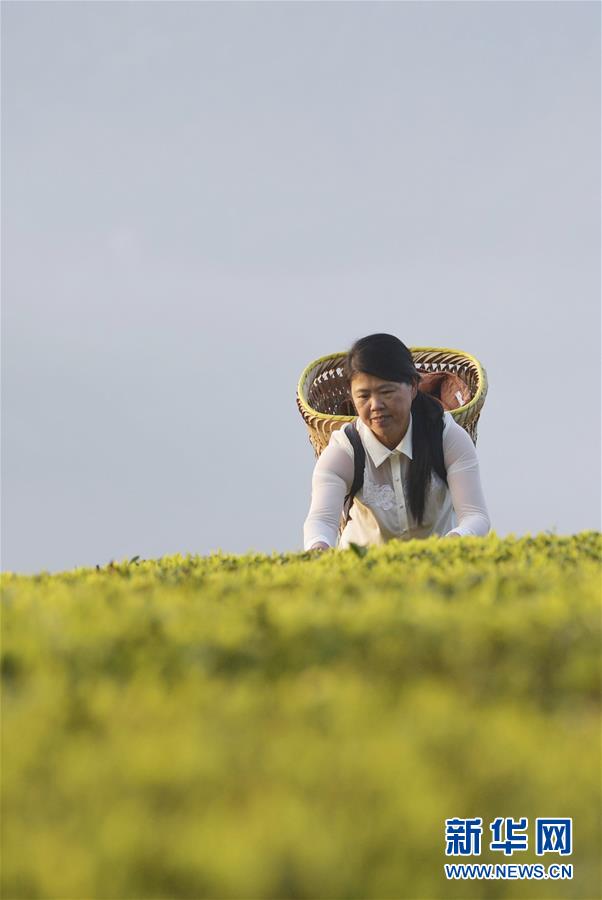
[297,347,488,458]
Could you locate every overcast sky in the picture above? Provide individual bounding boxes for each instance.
[2,1,600,576]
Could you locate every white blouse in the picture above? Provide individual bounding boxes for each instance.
[303,411,490,551]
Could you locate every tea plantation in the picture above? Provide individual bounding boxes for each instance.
[1,532,601,899]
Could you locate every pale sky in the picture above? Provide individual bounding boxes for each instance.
[2,0,600,575]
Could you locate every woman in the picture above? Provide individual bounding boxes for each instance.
[303,333,490,551]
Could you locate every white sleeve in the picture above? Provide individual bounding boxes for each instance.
[303,431,355,550]
[442,415,491,537]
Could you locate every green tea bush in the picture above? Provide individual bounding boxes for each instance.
[1,533,600,899]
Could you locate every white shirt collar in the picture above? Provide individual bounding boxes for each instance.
[356,413,414,467]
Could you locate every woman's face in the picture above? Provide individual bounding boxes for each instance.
[350,372,417,449]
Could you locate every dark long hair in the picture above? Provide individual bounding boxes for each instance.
[342,333,447,525]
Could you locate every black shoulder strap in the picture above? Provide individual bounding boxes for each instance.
[342,422,365,526]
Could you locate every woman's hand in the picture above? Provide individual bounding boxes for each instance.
[309,541,330,552]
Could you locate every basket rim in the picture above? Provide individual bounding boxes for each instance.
[297,346,487,423]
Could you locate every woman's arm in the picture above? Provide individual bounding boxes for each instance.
[303,439,355,551]
[442,416,491,537]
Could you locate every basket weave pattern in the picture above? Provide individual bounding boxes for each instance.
[296,347,488,458]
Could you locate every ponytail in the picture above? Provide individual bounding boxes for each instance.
[408,390,447,525]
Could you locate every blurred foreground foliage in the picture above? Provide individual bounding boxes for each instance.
[1,532,601,899]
